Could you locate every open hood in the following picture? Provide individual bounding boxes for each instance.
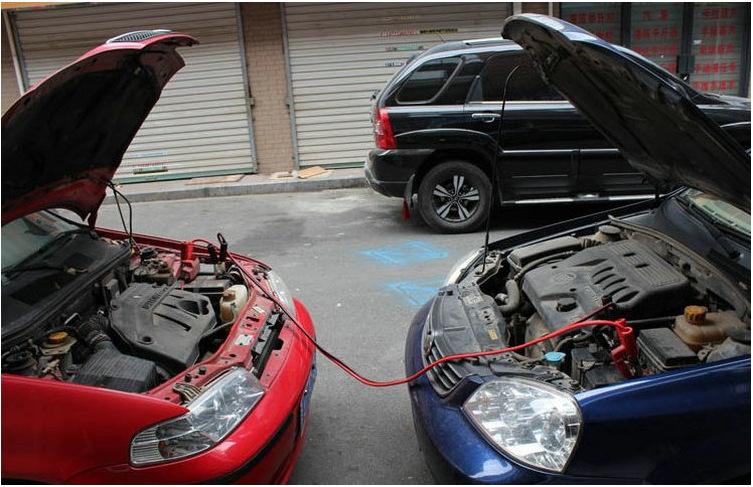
[502,15,750,211]
[1,31,197,225]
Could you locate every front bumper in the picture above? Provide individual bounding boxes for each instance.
[405,301,628,484]
[405,302,545,484]
[66,300,317,484]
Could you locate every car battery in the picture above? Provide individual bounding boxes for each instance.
[637,328,699,375]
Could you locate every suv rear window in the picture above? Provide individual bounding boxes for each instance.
[469,53,563,102]
[396,57,461,104]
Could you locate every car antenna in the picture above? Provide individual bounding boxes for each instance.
[481,64,521,274]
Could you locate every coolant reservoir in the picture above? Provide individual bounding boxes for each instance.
[673,305,744,350]
[220,285,249,323]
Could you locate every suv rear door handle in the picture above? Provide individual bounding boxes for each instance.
[471,112,501,123]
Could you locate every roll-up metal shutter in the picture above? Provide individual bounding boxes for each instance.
[11,2,256,182]
[284,2,512,168]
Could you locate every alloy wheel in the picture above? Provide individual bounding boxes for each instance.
[431,175,481,223]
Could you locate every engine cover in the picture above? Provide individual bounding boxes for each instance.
[522,239,690,331]
[110,283,216,372]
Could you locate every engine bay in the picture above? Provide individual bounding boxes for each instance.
[1,232,270,395]
[425,222,751,394]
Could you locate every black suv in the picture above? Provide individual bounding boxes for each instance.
[366,37,751,233]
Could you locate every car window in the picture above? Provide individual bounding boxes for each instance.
[469,53,564,102]
[395,56,461,104]
[436,55,485,105]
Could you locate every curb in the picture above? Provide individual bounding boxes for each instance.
[102,175,367,205]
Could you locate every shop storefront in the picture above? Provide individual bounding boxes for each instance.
[2,3,750,178]
[561,2,750,96]
[282,2,513,168]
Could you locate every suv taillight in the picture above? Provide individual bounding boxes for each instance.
[373,108,396,150]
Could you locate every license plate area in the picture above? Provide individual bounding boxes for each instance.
[298,360,317,436]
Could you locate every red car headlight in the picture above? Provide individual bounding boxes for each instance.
[130,368,264,466]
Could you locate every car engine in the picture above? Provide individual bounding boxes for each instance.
[425,223,751,394]
[2,238,254,394]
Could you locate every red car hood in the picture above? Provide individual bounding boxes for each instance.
[1,31,197,226]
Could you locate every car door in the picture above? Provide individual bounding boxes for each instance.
[465,52,650,201]
[386,54,484,137]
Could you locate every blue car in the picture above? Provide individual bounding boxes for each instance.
[405,14,751,484]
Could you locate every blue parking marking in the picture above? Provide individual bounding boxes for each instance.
[359,240,448,266]
[386,279,445,307]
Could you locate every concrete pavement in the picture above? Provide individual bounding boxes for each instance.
[96,187,619,484]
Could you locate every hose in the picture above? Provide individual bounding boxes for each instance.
[496,279,521,314]
[512,250,577,281]
[200,321,234,341]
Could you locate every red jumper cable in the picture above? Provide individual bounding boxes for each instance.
[191,239,638,387]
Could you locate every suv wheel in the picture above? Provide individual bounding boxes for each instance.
[417,161,492,233]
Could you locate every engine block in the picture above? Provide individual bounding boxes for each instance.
[522,239,690,331]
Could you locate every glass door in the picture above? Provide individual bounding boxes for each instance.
[630,3,684,74]
[690,3,747,95]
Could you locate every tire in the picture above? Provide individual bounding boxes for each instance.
[417,160,492,233]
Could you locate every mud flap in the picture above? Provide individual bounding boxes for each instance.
[402,174,415,220]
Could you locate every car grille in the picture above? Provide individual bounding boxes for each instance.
[107,29,172,43]
[424,340,464,395]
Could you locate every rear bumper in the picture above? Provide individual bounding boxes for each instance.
[365,148,432,197]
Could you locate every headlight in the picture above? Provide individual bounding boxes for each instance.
[444,248,483,285]
[463,378,581,473]
[130,368,264,465]
[266,270,296,318]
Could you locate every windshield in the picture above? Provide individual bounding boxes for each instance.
[2,211,82,274]
[681,189,751,238]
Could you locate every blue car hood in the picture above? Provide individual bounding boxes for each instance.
[502,14,750,212]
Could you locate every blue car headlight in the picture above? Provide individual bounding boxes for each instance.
[130,368,264,465]
[462,378,582,473]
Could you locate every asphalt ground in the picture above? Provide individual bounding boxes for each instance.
[97,188,620,484]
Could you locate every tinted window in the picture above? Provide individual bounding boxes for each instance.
[396,57,460,103]
[436,55,485,105]
[469,53,563,102]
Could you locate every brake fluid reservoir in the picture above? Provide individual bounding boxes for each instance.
[220,285,249,323]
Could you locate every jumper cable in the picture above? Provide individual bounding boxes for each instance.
[190,239,638,387]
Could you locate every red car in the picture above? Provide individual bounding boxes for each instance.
[1,31,316,483]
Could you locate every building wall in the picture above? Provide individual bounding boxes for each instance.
[521,2,552,15]
[1,16,21,113]
[240,2,294,174]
